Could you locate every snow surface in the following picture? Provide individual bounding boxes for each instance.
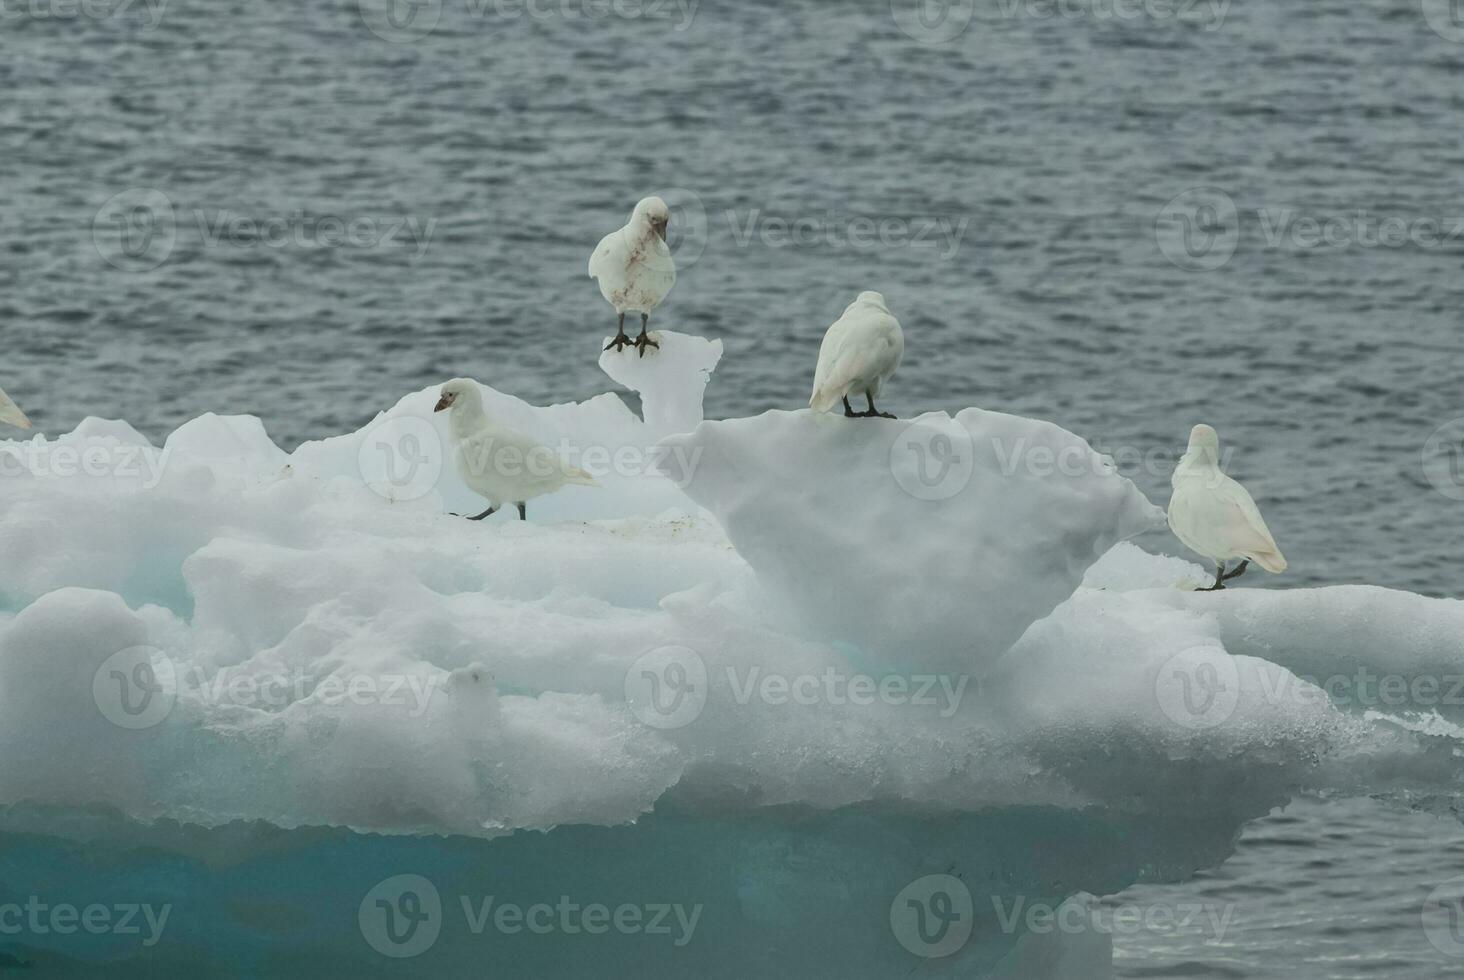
[2,336,1463,976]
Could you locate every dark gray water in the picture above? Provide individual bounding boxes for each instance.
[4,0,1464,974]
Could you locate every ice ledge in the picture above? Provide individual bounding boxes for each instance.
[661,407,1165,672]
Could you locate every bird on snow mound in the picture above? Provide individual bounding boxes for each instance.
[1167,423,1286,591]
[434,379,596,521]
[808,290,904,419]
[589,195,675,357]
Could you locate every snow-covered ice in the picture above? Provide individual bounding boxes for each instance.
[2,337,1464,976]
[661,407,1165,671]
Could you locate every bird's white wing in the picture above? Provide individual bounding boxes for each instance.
[1216,476,1285,568]
[588,228,623,281]
[0,384,31,429]
[1176,473,1285,571]
[810,315,863,412]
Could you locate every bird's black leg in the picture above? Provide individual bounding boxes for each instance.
[1198,562,1227,591]
[634,313,659,357]
[1220,559,1250,582]
[842,396,858,418]
[516,502,526,521]
[865,393,896,420]
[604,312,632,352]
[461,505,498,521]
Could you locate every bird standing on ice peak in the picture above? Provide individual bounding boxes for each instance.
[433,379,596,521]
[589,196,675,357]
[0,384,30,429]
[808,291,904,419]
[1167,424,1287,591]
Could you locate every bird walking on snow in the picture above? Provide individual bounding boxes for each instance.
[434,379,596,521]
[1167,424,1287,591]
[589,196,674,357]
[0,384,30,429]
[808,291,904,419]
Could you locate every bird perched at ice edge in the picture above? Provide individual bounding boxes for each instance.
[589,196,674,357]
[0,384,30,429]
[434,379,596,521]
[809,291,904,418]
[1167,424,1286,591]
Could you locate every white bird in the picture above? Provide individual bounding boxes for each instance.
[589,196,675,357]
[808,291,905,418]
[0,384,30,429]
[433,379,596,521]
[1168,423,1287,591]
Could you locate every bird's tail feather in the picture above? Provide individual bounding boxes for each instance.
[809,386,840,414]
[564,466,598,487]
[1248,549,1287,574]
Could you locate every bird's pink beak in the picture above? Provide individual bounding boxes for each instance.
[433,395,451,412]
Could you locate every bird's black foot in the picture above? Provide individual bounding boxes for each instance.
[843,397,858,418]
[634,331,659,357]
[453,505,498,521]
[516,502,526,521]
[604,333,633,353]
[862,396,895,419]
[1220,560,1250,582]
[1196,562,1228,591]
